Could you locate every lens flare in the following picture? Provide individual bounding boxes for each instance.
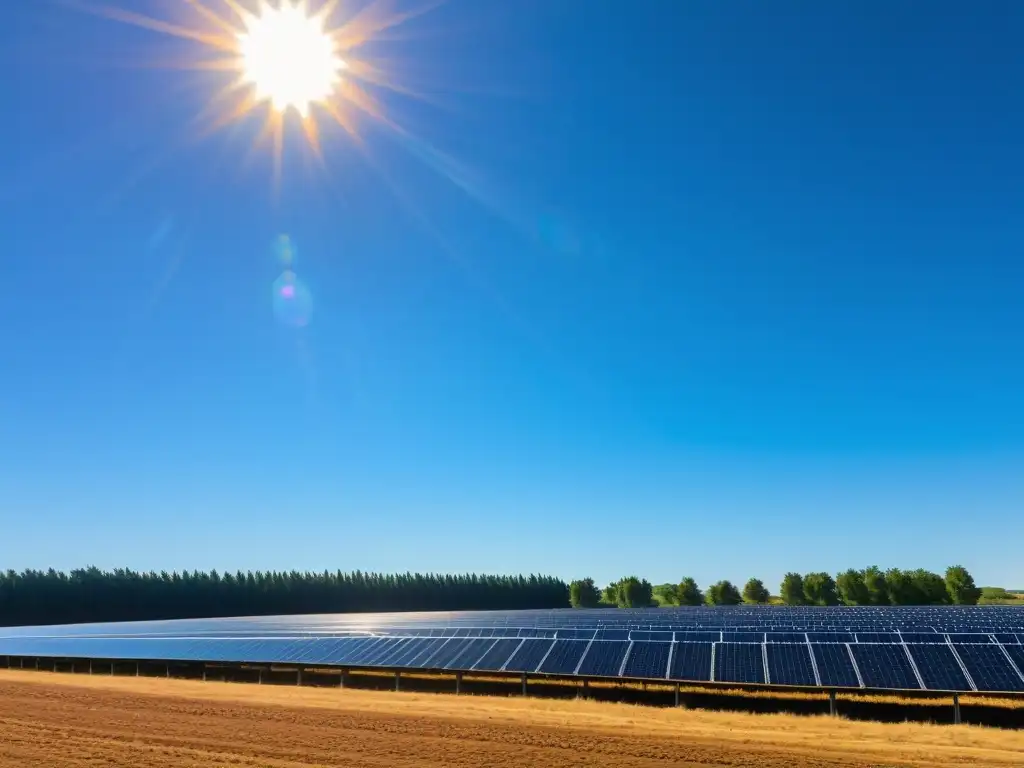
[272,269,313,327]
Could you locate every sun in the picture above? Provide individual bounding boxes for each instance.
[86,0,426,176]
[238,1,345,118]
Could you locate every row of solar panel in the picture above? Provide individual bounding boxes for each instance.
[3,636,1024,693]
[12,629,1024,644]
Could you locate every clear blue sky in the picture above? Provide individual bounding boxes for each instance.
[1,1,1022,591]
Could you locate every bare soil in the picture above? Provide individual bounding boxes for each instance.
[0,669,1021,767]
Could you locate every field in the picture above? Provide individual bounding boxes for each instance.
[2,670,1024,767]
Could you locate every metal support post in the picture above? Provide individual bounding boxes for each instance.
[166,663,170,678]
[582,679,589,698]
[202,665,207,682]
[136,662,140,677]
[88,660,93,675]
[395,671,401,692]
[110,662,115,676]
[675,683,680,707]
[521,672,527,696]
[34,658,39,671]
[829,690,837,717]
[258,668,263,685]
[455,671,462,695]
[953,693,961,725]
[297,668,303,686]
[339,669,346,688]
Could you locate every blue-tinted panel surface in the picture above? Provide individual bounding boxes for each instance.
[1004,646,1024,678]
[766,644,816,686]
[766,633,808,644]
[556,630,595,640]
[443,638,495,670]
[594,629,630,641]
[907,645,971,691]
[715,643,765,684]
[504,639,555,672]
[721,632,764,644]
[576,641,629,677]
[953,645,1024,693]
[992,634,1018,645]
[538,640,589,674]
[808,632,854,644]
[855,633,901,643]
[668,643,712,682]
[422,638,477,669]
[900,633,944,644]
[675,632,721,643]
[812,644,861,688]
[851,644,920,690]
[951,634,992,644]
[472,639,521,671]
[393,639,446,667]
[630,631,673,642]
[622,642,671,679]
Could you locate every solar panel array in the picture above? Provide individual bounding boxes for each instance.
[2,606,1023,694]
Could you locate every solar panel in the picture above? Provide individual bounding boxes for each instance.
[952,644,1024,693]
[2,606,1022,696]
[714,643,765,684]
[907,645,972,691]
[1004,645,1024,677]
[471,639,521,671]
[538,640,589,674]
[850,644,920,690]
[503,639,555,673]
[765,644,816,686]
[669,642,712,682]
[721,632,764,643]
[622,641,671,679]
[854,632,901,643]
[576,641,629,677]
[765,632,807,643]
[811,644,861,688]
[807,632,854,643]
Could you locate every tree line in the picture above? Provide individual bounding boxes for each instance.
[0,568,569,627]
[569,565,982,608]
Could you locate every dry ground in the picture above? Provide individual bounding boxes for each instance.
[0,670,1022,767]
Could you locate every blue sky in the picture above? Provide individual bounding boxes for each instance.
[1,1,1022,592]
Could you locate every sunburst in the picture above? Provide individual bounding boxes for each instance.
[85,0,425,177]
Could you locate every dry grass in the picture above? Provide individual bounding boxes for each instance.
[1,669,1023,767]
[350,667,1024,709]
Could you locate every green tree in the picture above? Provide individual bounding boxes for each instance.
[862,566,888,606]
[652,583,679,606]
[705,580,743,606]
[803,572,839,606]
[615,576,654,608]
[677,577,704,606]
[742,578,770,604]
[601,582,619,605]
[884,568,919,605]
[945,565,981,605]
[836,569,870,605]
[569,577,601,608]
[779,572,806,605]
[910,569,949,605]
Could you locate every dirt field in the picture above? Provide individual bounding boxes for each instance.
[0,670,1022,767]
